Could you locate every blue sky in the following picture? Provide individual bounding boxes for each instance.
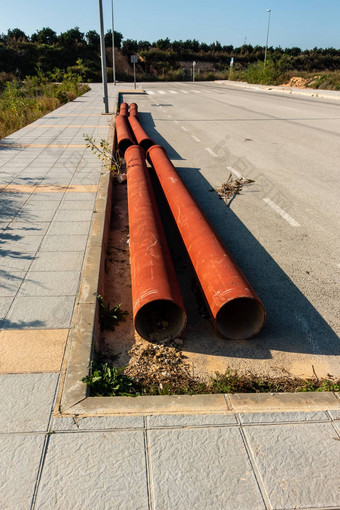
[1,0,340,49]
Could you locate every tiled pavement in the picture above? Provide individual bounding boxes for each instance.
[0,84,340,509]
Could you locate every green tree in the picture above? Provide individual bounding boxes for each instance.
[86,30,100,48]
[59,27,85,46]
[7,28,28,41]
[31,27,57,45]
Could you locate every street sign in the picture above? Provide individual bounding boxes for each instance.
[130,55,138,64]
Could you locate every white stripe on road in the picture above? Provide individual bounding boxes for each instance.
[169,90,178,94]
[181,126,188,132]
[192,90,201,93]
[174,120,179,124]
[226,166,244,180]
[192,135,201,142]
[205,147,218,158]
[180,90,189,94]
[147,90,155,95]
[263,198,301,227]
[158,90,166,95]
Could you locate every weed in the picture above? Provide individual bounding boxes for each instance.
[83,134,124,176]
[97,295,128,331]
[82,362,138,396]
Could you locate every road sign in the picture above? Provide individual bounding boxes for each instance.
[130,55,138,64]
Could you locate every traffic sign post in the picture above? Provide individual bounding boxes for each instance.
[131,55,138,89]
[193,61,196,82]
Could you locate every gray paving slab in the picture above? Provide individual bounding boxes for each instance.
[18,271,80,297]
[35,431,149,509]
[5,221,50,236]
[57,200,95,211]
[239,411,330,424]
[30,251,84,272]
[0,373,58,432]
[40,234,88,252]
[329,409,340,420]
[16,209,56,222]
[3,295,75,329]
[22,201,61,211]
[52,209,93,222]
[148,426,265,510]
[61,192,96,201]
[0,297,13,324]
[0,251,35,271]
[47,221,90,236]
[52,415,145,431]
[148,413,237,428]
[0,271,26,296]
[244,422,340,509]
[0,434,45,509]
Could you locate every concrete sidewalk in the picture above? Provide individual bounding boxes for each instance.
[0,83,339,510]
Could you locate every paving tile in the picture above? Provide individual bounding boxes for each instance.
[0,251,35,271]
[0,329,68,373]
[52,415,145,431]
[239,411,329,424]
[21,200,60,211]
[149,427,265,509]
[0,373,58,432]
[5,221,50,236]
[52,209,93,222]
[35,431,149,509]
[47,221,90,236]
[329,409,340,420]
[0,434,45,508]
[30,251,84,272]
[0,234,43,254]
[148,413,237,428]
[3,295,76,329]
[0,271,25,296]
[18,271,80,297]
[244,422,340,509]
[0,297,13,324]
[40,234,88,252]
[58,200,95,211]
[62,192,96,201]
[16,209,56,222]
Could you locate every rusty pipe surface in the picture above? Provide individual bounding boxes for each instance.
[116,113,134,155]
[128,107,155,152]
[119,102,129,116]
[125,145,186,341]
[147,145,266,340]
[129,102,138,117]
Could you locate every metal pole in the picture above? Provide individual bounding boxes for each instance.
[98,0,109,113]
[133,62,136,89]
[111,0,116,85]
[264,9,271,64]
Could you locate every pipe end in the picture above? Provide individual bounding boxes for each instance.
[135,300,187,342]
[216,297,266,340]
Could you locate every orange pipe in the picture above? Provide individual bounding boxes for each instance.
[147,145,266,340]
[129,102,138,117]
[116,114,134,155]
[119,102,129,116]
[125,145,186,341]
[128,108,155,152]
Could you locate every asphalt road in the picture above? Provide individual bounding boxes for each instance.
[122,82,340,379]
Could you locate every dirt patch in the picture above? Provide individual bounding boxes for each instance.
[283,76,309,88]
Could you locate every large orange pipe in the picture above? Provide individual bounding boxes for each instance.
[119,102,129,117]
[128,105,155,152]
[125,145,186,341]
[116,113,134,155]
[147,145,266,340]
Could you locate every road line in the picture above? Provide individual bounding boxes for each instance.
[158,90,166,95]
[205,147,218,158]
[169,90,178,94]
[263,198,301,227]
[192,90,201,93]
[174,120,179,124]
[226,166,244,180]
[180,90,189,94]
[181,126,188,132]
[146,90,155,95]
[191,135,201,142]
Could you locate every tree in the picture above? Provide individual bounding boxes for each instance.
[104,30,123,49]
[122,39,138,55]
[138,40,151,51]
[7,28,28,41]
[59,27,85,46]
[31,27,57,45]
[86,30,100,48]
[155,38,171,51]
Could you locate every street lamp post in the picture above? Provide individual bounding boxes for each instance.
[98,0,109,112]
[264,9,271,64]
[111,0,116,85]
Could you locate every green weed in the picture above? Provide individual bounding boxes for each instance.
[97,295,128,331]
[82,362,137,397]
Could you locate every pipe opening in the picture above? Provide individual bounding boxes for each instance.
[139,138,155,152]
[216,297,265,340]
[118,139,134,155]
[135,300,186,342]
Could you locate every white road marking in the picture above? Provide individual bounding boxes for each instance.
[192,135,201,142]
[263,198,301,227]
[158,90,166,95]
[174,120,179,124]
[180,89,189,94]
[147,90,155,95]
[192,90,201,93]
[181,126,188,132]
[168,114,173,118]
[205,147,218,158]
[169,90,178,94]
[226,166,244,180]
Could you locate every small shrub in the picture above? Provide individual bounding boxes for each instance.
[97,295,128,331]
[82,362,137,396]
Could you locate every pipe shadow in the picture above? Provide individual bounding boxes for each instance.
[138,112,184,160]
[149,164,340,360]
